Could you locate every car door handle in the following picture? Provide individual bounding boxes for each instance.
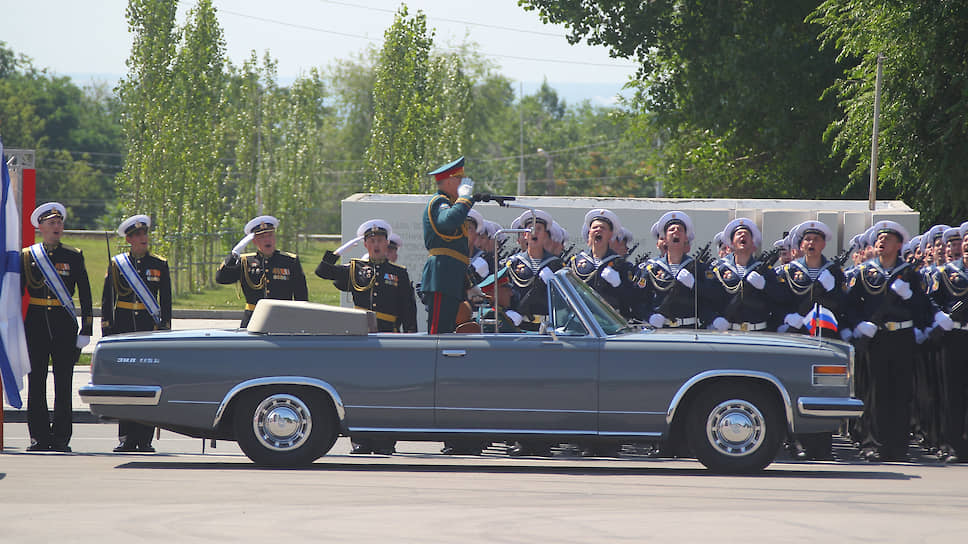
[441,349,466,357]
[541,341,563,348]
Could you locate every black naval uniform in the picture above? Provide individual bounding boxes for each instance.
[846,258,935,460]
[505,250,563,330]
[102,251,172,451]
[215,250,308,327]
[631,254,706,327]
[21,243,93,451]
[567,248,635,317]
[702,253,783,331]
[930,259,968,460]
[315,251,418,333]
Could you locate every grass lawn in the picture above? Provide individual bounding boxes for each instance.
[50,235,342,310]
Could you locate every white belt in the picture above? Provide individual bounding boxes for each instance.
[881,320,914,331]
[953,321,968,331]
[665,317,697,328]
[731,321,768,332]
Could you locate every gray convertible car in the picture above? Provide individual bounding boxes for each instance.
[81,269,862,472]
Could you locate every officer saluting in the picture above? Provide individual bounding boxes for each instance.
[315,219,417,334]
[216,215,308,328]
[21,202,93,452]
[102,214,172,453]
[422,156,480,334]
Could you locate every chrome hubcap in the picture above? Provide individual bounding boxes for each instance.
[706,399,765,457]
[252,394,312,451]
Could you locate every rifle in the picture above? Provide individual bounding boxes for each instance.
[558,242,577,262]
[634,251,652,267]
[754,248,781,274]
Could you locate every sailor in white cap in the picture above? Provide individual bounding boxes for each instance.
[846,220,943,462]
[703,218,780,332]
[610,226,634,258]
[463,208,492,285]
[504,210,563,334]
[567,208,635,317]
[102,214,171,453]
[215,215,307,327]
[387,232,404,263]
[21,202,93,452]
[713,231,729,259]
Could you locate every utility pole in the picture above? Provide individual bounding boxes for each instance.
[517,82,525,195]
[869,53,884,212]
[537,148,554,195]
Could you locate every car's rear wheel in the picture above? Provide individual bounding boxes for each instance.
[233,388,337,466]
[686,383,783,473]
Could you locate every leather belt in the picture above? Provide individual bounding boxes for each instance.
[245,303,257,311]
[882,320,914,331]
[29,297,61,307]
[666,317,697,328]
[116,301,146,310]
[355,306,397,323]
[428,247,470,265]
[730,321,768,332]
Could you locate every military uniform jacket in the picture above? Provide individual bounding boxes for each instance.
[631,254,705,321]
[929,259,968,325]
[505,250,563,318]
[845,258,935,331]
[702,253,784,326]
[478,308,521,333]
[421,190,474,299]
[21,243,94,337]
[468,248,494,286]
[775,256,847,319]
[215,250,308,307]
[316,251,418,332]
[101,252,172,335]
[567,248,635,317]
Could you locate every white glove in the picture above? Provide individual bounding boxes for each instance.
[710,317,729,332]
[746,270,766,290]
[818,269,835,291]
[840,328,853,342]
[539,266,555,283]
[676,268,695,288]
[891,279,912,300]
[471,256,489,278]
[648,313,666,328]
[457,177,475,198]
[784,313,804,329]
[334,235,364,256]
[75,335,91,349]
[231,233,254,256]
[466,286,485,302]
[854,321,877,338]
[600,266,621,287]
[914,327,927,345]
[504,309,524,326]
[935,311,954,331]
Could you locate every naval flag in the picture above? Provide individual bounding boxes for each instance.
[0,136,30,409]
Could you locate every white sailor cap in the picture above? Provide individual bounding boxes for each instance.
[772,237,789,250]
[960,221,968,241]
[583,208,623,242]
[510,213,524,231]
[614,226,633,243]
[942,227,962,244]
[465,209,486,235]
[117,214,151,237]
[244,215,279,236]
[723,218,762,249]
[549,221,569,244]
[870,220,910,245]
[654,211,694,241]
[796,220,832,244]
[30,202,67,228]
[713,231,725,249]
[388,232,403,249]
[908,235,922,254]
[918,225,949,254]
[860,227,874,248]
[519,209,553,230]
[357,219,393,239]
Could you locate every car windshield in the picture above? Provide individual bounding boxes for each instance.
[561,272,635,336]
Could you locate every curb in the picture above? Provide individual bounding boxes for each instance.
[3,410,101,424]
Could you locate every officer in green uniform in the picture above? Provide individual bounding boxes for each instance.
[476,267,520,333]
[21,202,93,452]
[215,215,308,327]
[102,215,172,452]
[422,156,479,334]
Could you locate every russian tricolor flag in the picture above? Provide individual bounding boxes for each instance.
[805,303,838,335]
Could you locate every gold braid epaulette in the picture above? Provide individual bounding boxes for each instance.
[349,260,377,292]
[241,254,267,291]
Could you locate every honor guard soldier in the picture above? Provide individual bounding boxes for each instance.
[422,156,481,335]
[102,215,172,453]
[388,232,403,263]
[504,209,563,332]
[21,202,93,452]
[315,219,418,334]
[568,209,635,318]
[702,218,782,332]
[846,221,946,462]
[215,215,308,328]
[632,211,704,329]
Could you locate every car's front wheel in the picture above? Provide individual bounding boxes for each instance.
[233,388,337,466]
[686,383,783,473]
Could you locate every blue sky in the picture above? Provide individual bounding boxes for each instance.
[5,0,639,105]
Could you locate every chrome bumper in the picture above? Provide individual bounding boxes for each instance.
[79,384,162,406]
[797,396,864,418]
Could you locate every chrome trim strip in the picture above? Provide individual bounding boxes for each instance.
[797,397,864,418]
[79,384,161,406]
[598,431,662,437]
[213,376,346,428]
[167,400,220,405]
[436,406,597,414]
[665,370,796,432]
[600,410,666,416]
[348,427,593,435]
[344,405,434,410]
[345,406,664,416]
